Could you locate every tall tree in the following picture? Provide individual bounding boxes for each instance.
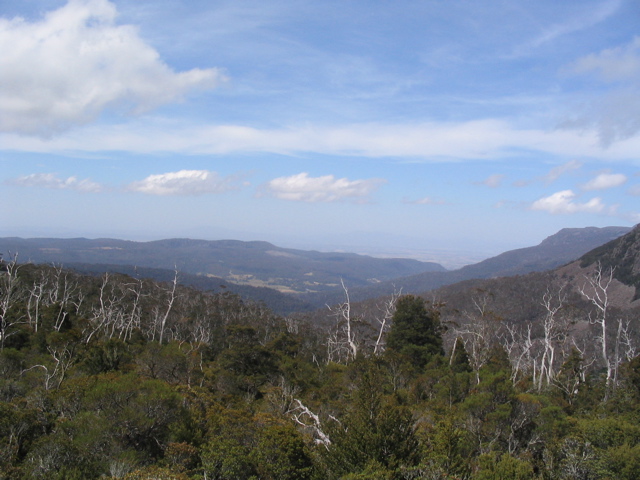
[385,295,443,369]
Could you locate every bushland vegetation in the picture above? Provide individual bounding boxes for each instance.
[1,257,640,479]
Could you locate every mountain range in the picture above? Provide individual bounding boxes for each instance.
[0,225,632,314]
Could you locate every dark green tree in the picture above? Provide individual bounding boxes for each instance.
[385,295,443,369]
[326,360,419,478]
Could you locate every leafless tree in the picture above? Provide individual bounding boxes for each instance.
[326,280,358,363]
[0,254,25,350]
[157,269,179,344]
[455,290,502,383]
[373,288,401,356]
[536,286,570,390]
[579,262,615,392]
[501,322,535,385]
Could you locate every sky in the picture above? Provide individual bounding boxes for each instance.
[1,0,640,266]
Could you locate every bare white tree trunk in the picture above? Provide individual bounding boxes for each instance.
[537,286,568,390]
[579,262,614,393]
[326,279,358,363]
[0,254,24,350]
[373,288,401,356]
[158,269,179,344]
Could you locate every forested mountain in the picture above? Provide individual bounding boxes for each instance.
[1,225,639,479]
[0,237,444,294]
[296,225,631,307]
[0,226,628,316]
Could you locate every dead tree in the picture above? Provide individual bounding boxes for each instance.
[455,290,502,383]
[536,286,569,391]
[373,288,401,356]
[156,269,179,344]
[579,263,615,392]
[0,254,24,350]
[326,280,358,363]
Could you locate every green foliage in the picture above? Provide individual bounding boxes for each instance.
[2,262,640,478]
[385,295,443,369]
[325,360,419,478]
[473,453,535,479]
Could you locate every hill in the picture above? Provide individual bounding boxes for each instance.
[0,237,444,295]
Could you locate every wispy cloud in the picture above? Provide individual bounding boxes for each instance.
[127,170,239,196]
[3,118,640,163]
[0,0,225,136]
[543,160,583,183]
[262,172,385,203]
[563,36,640,146]
[511,0,621,57]
[476,174,505,188]
[404,196,446,205]
[6,173,104,192]
[530,190,604,214]
[581,172,627,191]
[571,36,640,82]
[628,184,640,196]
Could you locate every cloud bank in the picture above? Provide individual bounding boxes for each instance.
[0,0,224,136]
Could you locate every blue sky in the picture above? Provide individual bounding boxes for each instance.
[1,0,639,265]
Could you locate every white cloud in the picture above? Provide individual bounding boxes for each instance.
[543,160,583,183]
[405,196,446,205]
[127,170,238,196]
[628,184,640,196]
[515,0,621,55]
[530,190,604,214]
[6,173,104,192]
[572,36,640,82]
[262,172,385,203]
[476,174,504,188]
[581,172,627,191]
[3,117,640,163]
[564,37,640,146]
[0,0,225,136]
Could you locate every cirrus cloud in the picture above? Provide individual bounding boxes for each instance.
[0,0,225,136]
[530,190,604,215]
[127,170,239,196]
[262,172,386,203]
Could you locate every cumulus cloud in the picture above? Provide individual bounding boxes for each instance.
[6,173,104,192]
[581,172,627,191]
[262,172,385,203]
[127,170,238,196]
[476,174,504,188]
[0,0,225,136]
[530,190,604,214]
